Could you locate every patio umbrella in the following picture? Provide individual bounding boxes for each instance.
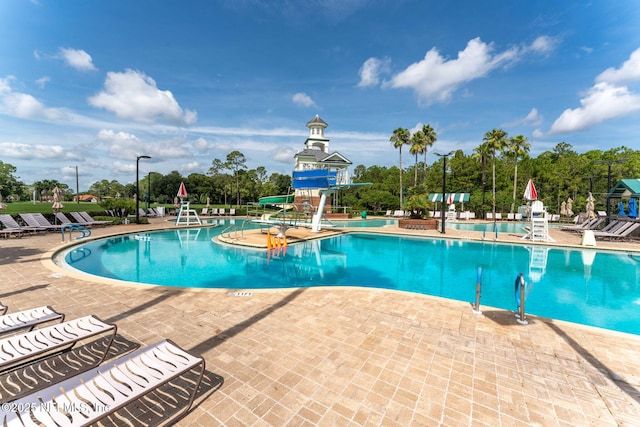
[629,198,637,219]
[586,192,596,219]
[618,201,626,216]
[560,201,567,216]
[523,179,537,201]
[177,182,188,202]
[206,196,210,209]
[0,191,6,210]
[52,187,64,211]
[566,198,574,216]
[52,187,64,224]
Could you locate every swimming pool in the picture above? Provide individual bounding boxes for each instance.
[449,221,527,234]
[56,223,640,336]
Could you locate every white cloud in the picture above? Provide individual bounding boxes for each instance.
[596,47,640,84]
[385,38,521,105]
[529,35,558,54]
[549,82,640,134]
[549,48,640,134]
[505,107,543,127]
[88,69,197,125]
[292,92,316,108]
[0,76,70,121]
[58,47,97,71]
[181,161,201,173]
[272,147,296,163]
[357,57,390,87]
[35,76,50,89]
[0,141,68,159]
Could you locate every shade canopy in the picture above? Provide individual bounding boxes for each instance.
[607,179,640,198]
[429,193,470,203]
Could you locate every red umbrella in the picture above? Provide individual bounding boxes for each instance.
[177,182,188,199]
[523,179,537,201]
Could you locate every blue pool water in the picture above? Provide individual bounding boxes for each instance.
[449,221,529,234]
[57,223,640,336]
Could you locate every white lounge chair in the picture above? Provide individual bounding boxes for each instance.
[2,339,205,427]
[507,213,514,221]
[0,315,116,374]
[211,208,219,216]
[0,306,64,336]
[229,208,236,216]
[201,207,209,215]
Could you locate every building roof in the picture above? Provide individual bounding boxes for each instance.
[607,179,640,198]
[294,149,351,165]
[306,114,328,128]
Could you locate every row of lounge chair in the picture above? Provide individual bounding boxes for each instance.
[561,217,640,240]
[0,302,204,425]
[0,212,110,238]
[201,207,236,216]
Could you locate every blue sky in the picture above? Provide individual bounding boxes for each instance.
[1,0,640,191]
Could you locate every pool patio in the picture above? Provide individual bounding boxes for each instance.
[1,218,640,425]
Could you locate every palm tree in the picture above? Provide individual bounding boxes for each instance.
[508,134,530,213]
[472,142,491,218]
[410,130,426,187]
[482,128,508,219]
[390,128,411,208]
[421,124,437,184]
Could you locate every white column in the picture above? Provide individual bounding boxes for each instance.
[311,191,329,232]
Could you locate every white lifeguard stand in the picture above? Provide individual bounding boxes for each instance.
[446,203,457,223]
[175,202,201,226]
[529,200,549,242]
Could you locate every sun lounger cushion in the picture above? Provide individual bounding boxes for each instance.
[0,306,64,336]
[2,339,205,427]
[0,315,116,373]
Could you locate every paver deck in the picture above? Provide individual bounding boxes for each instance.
[1,216,639,426]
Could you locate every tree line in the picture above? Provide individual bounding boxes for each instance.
[1,135,639,217]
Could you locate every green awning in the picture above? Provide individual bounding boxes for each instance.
[429,193,470,203]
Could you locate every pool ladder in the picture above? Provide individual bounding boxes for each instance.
[61,224,91,242]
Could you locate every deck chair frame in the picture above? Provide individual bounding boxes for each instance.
[0,306,64,336]
[2,339,205,427]
[0,315,116,374]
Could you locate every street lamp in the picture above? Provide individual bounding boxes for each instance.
[434,151,455,234]
[136,155,151,223]
[594,159,626,220]
[147,172,152,210]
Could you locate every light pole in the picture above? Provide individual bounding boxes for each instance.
[136,155,151,223]
[434,151,455,234]
[594,159,626,220]
[147,172,152,210]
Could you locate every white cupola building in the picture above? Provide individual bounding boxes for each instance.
[293,115,352,216]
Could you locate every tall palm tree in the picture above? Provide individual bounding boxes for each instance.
[421,124,437,184]
[508,134,530,213]
[472,142,491,218]
[482,128,508,219]
[410,130,426,187]
[390,128,411,208]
